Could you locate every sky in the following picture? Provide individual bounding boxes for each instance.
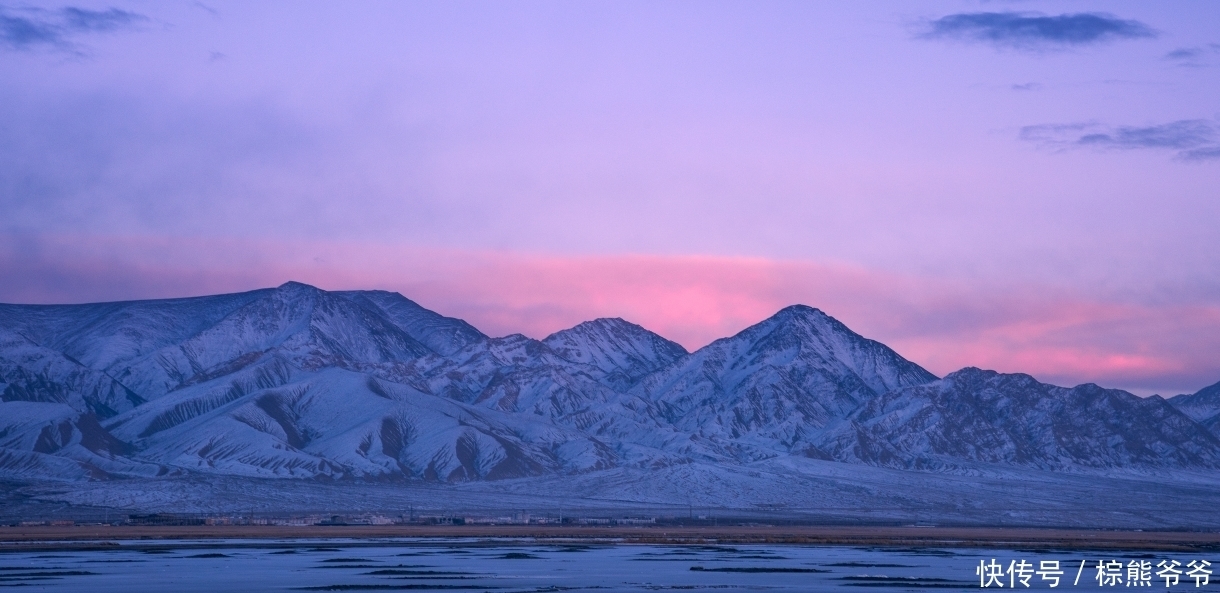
[1,1,1218,395]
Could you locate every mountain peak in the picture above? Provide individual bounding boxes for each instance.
[550,317,667,340]
[751,304,833,330]
[943,368,1049,393]
[944,366,998,380]
[1168,379,1220,430]
[543,317,687,391]
[774,304,826,318]
[276,281,320,292]
[579,316,632,329]
[750,305,850,339]
[1178,379,1220,405]
[634,304,938,459]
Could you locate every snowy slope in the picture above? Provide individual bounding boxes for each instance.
[820,368,1220,470]
[107,282,440,401]
[543,318,687,391]
[0,326,143,417]
[106,363,621,480]
[1169,380,1220,435]
[632,305,938,461]
[0,401,163,479]
[371,333,708,467]
[345,290,487,356]
[21,458,1220,529]
[0,289,268,373]
[2,284,1219,489]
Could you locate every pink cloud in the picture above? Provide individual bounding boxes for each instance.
[2,233,1218,394]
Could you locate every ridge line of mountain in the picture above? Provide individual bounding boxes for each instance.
[1,281,1218,483]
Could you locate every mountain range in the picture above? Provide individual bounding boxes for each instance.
[2,281,1219,486]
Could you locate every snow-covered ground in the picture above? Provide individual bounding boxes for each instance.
[8,458,1219,529]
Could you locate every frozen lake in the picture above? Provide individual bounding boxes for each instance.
[1,539,1215,591]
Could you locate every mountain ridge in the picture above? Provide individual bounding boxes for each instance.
[2,282,1217,484]
[1169,380,1220,436]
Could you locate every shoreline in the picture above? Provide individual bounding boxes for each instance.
[3,524,1219,552]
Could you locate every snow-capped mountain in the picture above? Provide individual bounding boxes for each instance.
[103,362,610,481]
[0,325,144,418]
[543,318,688,391]
[370,329,706,468]
[2,283,1219,485]
[819,368,1220,470]
[0,283,481,409]
[343,289,487,357]
[1169,380,1220,435]
[632,305,937,461]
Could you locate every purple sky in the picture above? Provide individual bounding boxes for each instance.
[2,1,1219,395]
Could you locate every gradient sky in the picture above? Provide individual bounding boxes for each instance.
[2,1,1219,395]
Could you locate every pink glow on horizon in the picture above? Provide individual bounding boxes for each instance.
[2,234,1218,394]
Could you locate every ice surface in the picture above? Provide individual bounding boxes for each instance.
[0,540,1130,593]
